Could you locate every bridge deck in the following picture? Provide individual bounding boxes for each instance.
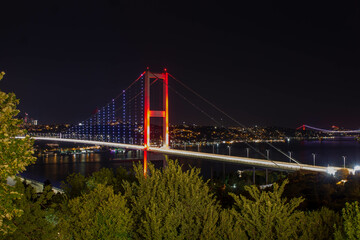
[26,137,348,173]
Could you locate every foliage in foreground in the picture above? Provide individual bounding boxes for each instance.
[4,181,58,240]
[0,72,36,235]
[334,201,360,240]
[4,160,360,239]
[58,184,133,240]
[230,179,304,240]
[300,207,341,240]
[124,161,221,240]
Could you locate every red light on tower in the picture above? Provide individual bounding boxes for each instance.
[164,71,169,147]
[143,150,148,177]
[143,68,169,175]
[297,125,306,130]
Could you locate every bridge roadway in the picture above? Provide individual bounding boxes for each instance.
[24,137,350,174]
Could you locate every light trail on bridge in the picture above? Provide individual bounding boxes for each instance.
[21,136,352,174]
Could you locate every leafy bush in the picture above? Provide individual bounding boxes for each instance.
[58,184,132,240]
[230,179,304,240]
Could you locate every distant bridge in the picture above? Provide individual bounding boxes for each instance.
[297,124,360,134]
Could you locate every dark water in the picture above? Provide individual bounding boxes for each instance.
[22,139,360,187]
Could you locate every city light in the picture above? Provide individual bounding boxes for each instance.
[352,165,360,174]
[326,166,336,175]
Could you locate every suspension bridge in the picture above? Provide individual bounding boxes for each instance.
[297,124,360,134]
[25,69,354,175]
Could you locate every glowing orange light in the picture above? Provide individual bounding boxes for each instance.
[164,72,169,147]
[147,109,150,146]
[144,150,148,177]
[149,111,165,117]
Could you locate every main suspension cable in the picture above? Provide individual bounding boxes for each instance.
[168,85,280,165]
[168,73,300,165]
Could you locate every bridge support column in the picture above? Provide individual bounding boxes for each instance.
[144,69,169,149]
[143,68,169,175]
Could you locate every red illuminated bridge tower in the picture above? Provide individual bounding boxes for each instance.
[143,69,169,174]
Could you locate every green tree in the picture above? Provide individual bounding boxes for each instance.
[4,180,58,240]
[124,160,219,240]
[58,184,132,240]
[60,172,88,199]
[87,168,116,190]
[0,72,36,235]
[113,166,136,194]
[334,201,360,240]
[282,171,338,210]
[229,179,304,240]
[299,207,340,240]
[216,209,248,240]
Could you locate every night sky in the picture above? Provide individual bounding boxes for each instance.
[1,0,360,128]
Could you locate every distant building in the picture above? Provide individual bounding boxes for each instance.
[30,119,38,126]
[23,112,38,126]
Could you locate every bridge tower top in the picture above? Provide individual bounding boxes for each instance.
[144,69,169,149]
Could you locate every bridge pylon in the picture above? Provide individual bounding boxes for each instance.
[144,68,169,149]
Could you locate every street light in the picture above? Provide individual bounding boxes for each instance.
[288,151,292,163]
[312,153,316,166]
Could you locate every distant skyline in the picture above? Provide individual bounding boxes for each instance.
[1,1,360,129]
